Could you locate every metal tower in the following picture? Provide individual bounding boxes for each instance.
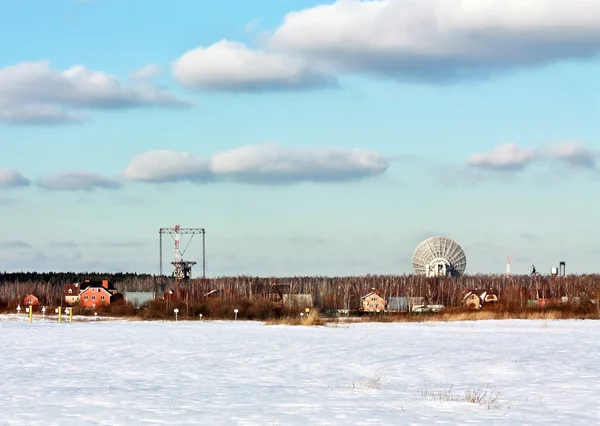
[159,225,206,279]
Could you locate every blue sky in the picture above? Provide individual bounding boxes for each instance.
[1,0,599,276]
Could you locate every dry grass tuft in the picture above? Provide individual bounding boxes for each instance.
[350,307,599,324]
[420,384,500,409]
[350,368,388,390]
[264,309,325,327]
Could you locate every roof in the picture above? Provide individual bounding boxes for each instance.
[361,291,384,300]
[463,289,499,300]
[387,296,424,310]
[80,286,113,297]
[64,283,80,295]
[82,279,117,291]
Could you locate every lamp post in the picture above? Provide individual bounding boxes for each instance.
[199,314,203,320]
[174,308,179,321]
[41,306,46,320]
[16,304,21,317]
[234,309,238,321]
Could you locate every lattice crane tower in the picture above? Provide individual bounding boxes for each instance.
[159,224,206,279]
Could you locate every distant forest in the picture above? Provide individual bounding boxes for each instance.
[1,272,600,313]
[0,271,154,285]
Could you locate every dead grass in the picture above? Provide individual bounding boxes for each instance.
[420,384,500,409]
[264,309,325,326]
[350,368,388,390]
[352,307,600,324]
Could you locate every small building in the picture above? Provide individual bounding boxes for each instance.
[360,290,387,312]
[462,289,499,310]
[124,291,155,308]
[79,279,121,309]
[64,283,81,305]
[23,294,39,307]
[387,296,424,312]
[250,283,288,305]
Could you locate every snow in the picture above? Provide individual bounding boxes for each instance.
[2,317,600,425]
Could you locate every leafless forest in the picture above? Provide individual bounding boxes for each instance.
[1,272,600,313]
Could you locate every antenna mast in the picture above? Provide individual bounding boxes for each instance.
[506,254,511,277]
[174,224,181,263]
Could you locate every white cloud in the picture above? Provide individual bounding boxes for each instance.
[543,140,597,169]
[172,39,336,92]
[0,168,30,188]
[210,142,389,183]
[131,63,163,80]
[37,171,122,191]
[123,142,389,184]
[467,143,538,171]
[266,0,600,82]
[121,150,212,183]
[0,61,191,125]
[467,141,598,172]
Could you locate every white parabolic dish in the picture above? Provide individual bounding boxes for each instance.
[412,236,467,276]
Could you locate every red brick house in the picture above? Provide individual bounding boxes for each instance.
[78,279,121,309]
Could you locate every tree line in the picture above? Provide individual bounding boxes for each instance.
[1,272,600,312]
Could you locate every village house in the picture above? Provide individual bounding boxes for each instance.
[361,289,387,312]
[387,296,424,313]
[23,294,39,307]
[64,283,81,305]
[66,279,122,310]
[462,289,499,310]
[247,282,314,308]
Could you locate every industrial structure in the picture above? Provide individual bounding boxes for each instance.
[551,261,566,277]
[159,225,206,279]
[412,236,467,277]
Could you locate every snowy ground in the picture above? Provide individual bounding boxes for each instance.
[2,317,600,425]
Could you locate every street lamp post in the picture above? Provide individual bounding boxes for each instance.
[234,309,238,321]
[174,308,179,321]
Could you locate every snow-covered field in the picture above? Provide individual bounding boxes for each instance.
[2,316,600,425]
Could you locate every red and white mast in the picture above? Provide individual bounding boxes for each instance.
[174,224,181,262]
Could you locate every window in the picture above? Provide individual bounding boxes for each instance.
[84,296,89,300]
[101,296,105,300]
[68,289,72,294]
[92,296,96,300]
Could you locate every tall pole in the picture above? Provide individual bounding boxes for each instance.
[202,229,206,279]
[159,229,163,276]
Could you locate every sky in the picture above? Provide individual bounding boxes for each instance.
[1,0,599,277]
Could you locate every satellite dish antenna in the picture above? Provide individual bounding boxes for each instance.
[412,236,467,277]
[528,264,538,276]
